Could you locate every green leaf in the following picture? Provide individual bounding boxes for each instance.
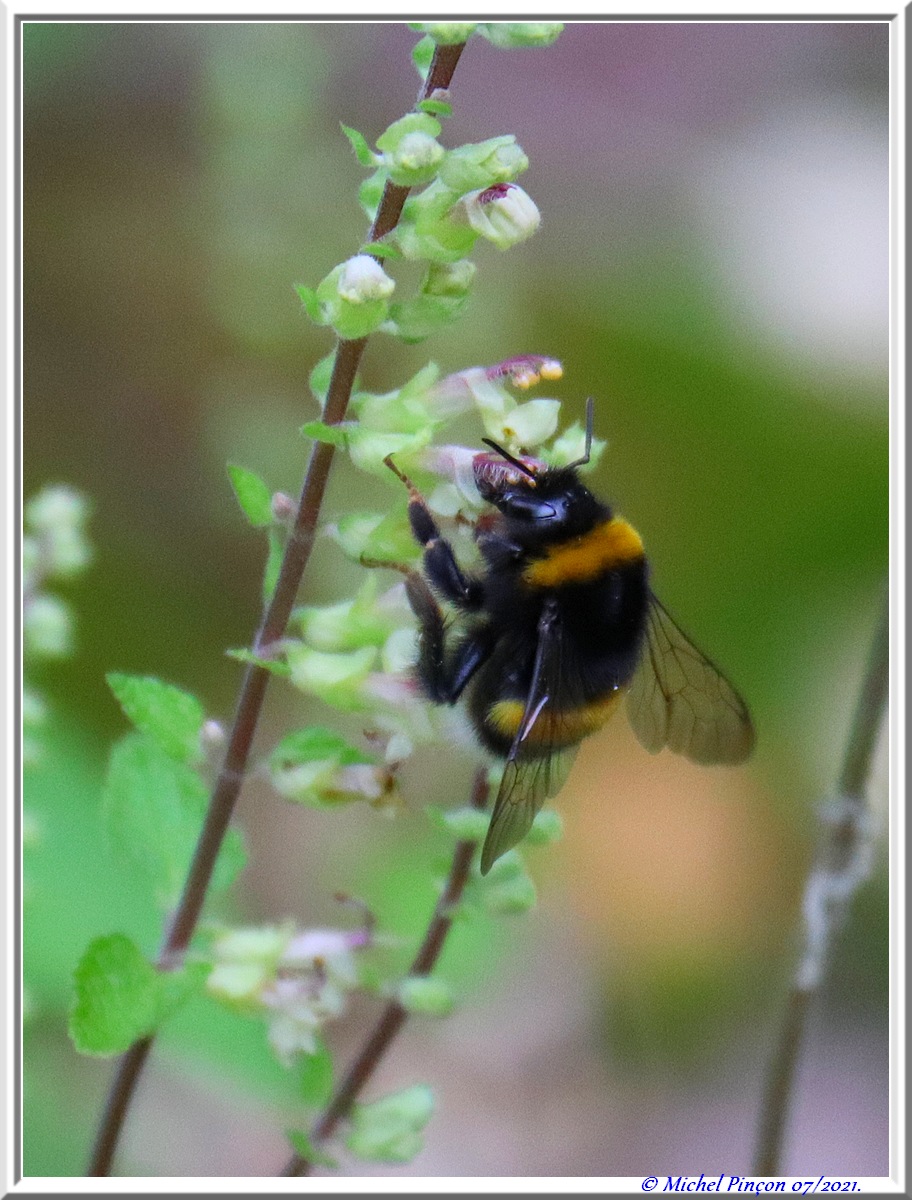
[106,673,204,766]
[298,1036,334,1107]
[226,463,273,528]
[301,420,349,448]
[345,1084,434,1164]
[417,98,452,118]
[69,937,210,1057]
[263,527,284,604]
[411,34,434,81]
[226,647,290,676]
[101,733,246,908]
[295,283,324,324]
[69,934,160,1055]
[286,1130,338,1169]
[340,123,375,167]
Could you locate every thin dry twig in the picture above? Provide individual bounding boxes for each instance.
[752,590,888,1175]
[87,40,466,1178]
[281,768,490,1177]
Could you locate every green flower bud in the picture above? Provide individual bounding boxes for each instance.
[422,258,476,298]
[411,22,477,45]
[346,426,432,477]
[326,510,420,565]
[397,976,455,1017]
[337,254,395,303]
[389,131,445,186]
[296,576,406,652]
[316,255,396,339]
[23,594,72,658]
[438,135,528,194]
[477,22,563,48]
[346,1085,435,1164]
[462,183,540,250]
[286,644,378,711]
[376,114,445,187]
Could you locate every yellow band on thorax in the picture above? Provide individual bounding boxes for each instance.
[522,517,644,588]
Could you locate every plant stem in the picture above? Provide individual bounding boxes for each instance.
[752,589,889,1175]
[281,767,489,1177]
[86,39,465,1178]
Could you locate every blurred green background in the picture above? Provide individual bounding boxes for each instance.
[23,20,889,1178]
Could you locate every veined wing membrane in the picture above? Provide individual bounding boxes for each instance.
[480,599,574,874]
[626,592,754,765]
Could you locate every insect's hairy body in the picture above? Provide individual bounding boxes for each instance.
[464,467,650,757]
[382,429,754,874]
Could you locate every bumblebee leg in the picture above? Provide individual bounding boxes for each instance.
[384,455,484,611]
[401,569,495,703]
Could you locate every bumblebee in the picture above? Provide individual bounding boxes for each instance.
[384,400,754,874]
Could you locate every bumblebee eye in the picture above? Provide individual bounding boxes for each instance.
[499,492,558,522]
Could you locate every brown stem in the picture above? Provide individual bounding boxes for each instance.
[752,589,889,1175]
[281,768,489,1177]
[87,40,465,1179]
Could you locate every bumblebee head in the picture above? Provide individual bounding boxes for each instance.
[472,452,608,541]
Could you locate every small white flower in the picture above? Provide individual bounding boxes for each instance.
[338,254,396,304]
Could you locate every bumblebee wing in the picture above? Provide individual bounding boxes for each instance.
[480,599,570,875]
[626,592,754,765]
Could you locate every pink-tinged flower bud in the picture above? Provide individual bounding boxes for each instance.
[271,492,296,522]
[461,183,540,249]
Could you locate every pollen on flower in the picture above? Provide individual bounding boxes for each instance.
[485,355,563,391]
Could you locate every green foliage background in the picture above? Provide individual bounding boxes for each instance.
[23,21,889,1177]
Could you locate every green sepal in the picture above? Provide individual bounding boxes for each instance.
[359,241,402,261]
[385,293,469,343]
[340,123,376,167]
[476,22,563,48]
[263,527,284,604]
[226,647,291,677]
[411,34,434,81]
[295,283,324,324]
[301,420,350,448]
[327,508,419,565]
[375,112,441,154]
[270,727,372,772]
[286,1130,338,1169]
[417,98,452,118]
[309,351,336,408]
[106,673,205,766]
[227,463,274,528]
[359,168,387,221]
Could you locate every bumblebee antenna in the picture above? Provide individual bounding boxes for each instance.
[480,438,537,478]
[567,397,595,469]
